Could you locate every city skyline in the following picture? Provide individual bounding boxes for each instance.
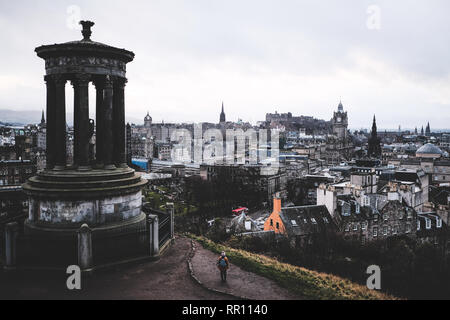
[1,2,449,302]
[0,1,450,129]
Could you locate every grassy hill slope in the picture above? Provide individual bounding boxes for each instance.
[189,234,396,300]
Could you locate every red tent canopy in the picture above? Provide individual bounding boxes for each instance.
[232,207,248,214]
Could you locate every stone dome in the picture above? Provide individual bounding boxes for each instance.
[416,143,443,157]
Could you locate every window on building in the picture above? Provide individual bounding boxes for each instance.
[393,225,399,234]
[406,223,411,233]
[345,224,350,232]
[426,218,431,230]
[270,219,273,226]
[353,224,358,231]
[362,222,367,230]
[417,221,420,231]
[437,218,442,228]
[383,226,388,235]
[364,196,370,206]
[311,218,317,224]
[373,227,378,237]
[323,217,329,223]
[276,222,279,229]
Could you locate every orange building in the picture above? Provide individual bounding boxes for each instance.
[264,196,337,248]
[264,196,287,235]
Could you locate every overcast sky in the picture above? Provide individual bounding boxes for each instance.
[0,0,449,129]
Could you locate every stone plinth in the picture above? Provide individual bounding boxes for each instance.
[23,167,147,235]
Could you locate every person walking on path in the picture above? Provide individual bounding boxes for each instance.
[217,251,230,282]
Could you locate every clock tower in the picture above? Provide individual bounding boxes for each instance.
[332,101,348,141]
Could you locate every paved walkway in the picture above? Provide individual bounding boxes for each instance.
[190,240,301,300]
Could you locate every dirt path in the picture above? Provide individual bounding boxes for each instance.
[190,240,302,300]
[0,235,301,300]
[0,236,232,300]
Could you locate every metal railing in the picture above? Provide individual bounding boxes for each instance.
[3,206,174,269]
[142,204,174,250]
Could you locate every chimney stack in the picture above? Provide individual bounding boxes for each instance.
[273,193,281,214]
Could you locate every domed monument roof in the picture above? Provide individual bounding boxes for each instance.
[35,21,134,78]
[144,111,152,121]
[416,143,443,158]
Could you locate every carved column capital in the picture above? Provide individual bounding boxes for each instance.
[103,75,114,89]
[45,74,67,86]
[114,77,127,88]
[71,73,91,87]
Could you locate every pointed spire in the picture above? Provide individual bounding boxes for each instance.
[41,109,45,124]
[220,101,226,123]
[338,99,344,111]
[371,115,377,138]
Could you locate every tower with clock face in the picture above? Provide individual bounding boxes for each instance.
[332,101,348,142]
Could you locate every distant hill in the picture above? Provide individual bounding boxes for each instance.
[0,109,75,126]
[0,109,144,127]
[0,109,43,126]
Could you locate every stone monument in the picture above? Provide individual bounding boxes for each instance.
[20,21,150,269]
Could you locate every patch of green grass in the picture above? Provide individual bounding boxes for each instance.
[188,234,397,300]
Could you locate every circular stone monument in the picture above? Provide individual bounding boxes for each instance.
[22,21,148,267]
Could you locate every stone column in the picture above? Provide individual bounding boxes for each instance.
[153,215,159,256]
[72,74,91,170]
[53,76,67,170]
[72,78,80,166]
[146,214,159,257]
[102,76,115,170]
[44,75,56,169]
[4,222,19,269]
[126,123,132,165]
[77,224,93,270]
[147,214,153,255]
[166,202,175,239]
[94,79,104,167]
[113,77,127,168]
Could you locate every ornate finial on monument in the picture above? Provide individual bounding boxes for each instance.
[79,20,95,41]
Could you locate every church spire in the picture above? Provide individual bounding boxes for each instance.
[368,114,381,158]
[41,109,45,124]
[371,114,377,137]
[220,101,226,123]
